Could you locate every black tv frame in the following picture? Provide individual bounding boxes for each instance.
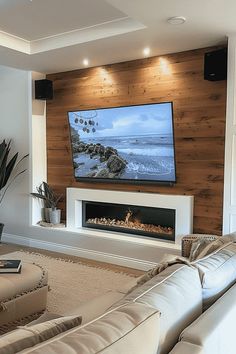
[67,101,177,186]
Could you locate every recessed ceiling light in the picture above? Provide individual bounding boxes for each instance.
[143,47,151,57]
[167,16,186,25]
[83,59,89,66]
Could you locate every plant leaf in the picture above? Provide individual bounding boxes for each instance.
[0,169,28,204]
[1,153,18,189]
[0,141,10,189]
[0,140,8,168]
[30,193,46,200]
[31,181,62,208]
[0,139,28,204]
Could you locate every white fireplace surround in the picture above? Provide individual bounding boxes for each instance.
[67,188,194,246]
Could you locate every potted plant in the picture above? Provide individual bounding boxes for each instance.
[0,140,28,240]
[31,182,62,224]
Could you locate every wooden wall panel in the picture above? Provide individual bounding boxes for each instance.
[47,47,227,235]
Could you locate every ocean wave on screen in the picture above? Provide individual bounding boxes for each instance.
[126,161,174,176]
[119,147,174,157]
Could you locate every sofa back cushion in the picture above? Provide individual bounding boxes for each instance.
[176,282,236,354]
[111,264,202,354]
[19,303,160,354]
[192,241,236,309]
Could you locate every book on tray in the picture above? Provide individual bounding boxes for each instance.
[0,260,22,273]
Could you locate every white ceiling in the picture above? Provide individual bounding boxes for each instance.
[0,0,126,40]
[0,0,234,74]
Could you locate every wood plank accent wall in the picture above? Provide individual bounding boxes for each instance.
[47,47,227,235]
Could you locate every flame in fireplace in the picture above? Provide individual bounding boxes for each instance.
[87,209,173,235]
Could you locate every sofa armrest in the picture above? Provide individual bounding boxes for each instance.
[169,342,203,354]
[181,234,219,258]
[176,282,236,354]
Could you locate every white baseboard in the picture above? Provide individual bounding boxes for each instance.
[1,233,157,271]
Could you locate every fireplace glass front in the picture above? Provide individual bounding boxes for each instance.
[82,201,175,242]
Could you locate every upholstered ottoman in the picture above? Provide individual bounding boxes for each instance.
[0,262,48,331]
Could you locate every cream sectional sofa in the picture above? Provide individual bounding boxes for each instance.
[2,237,236,354]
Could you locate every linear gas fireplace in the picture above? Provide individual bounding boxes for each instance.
[82,201,175,241]
[67,188,193,245]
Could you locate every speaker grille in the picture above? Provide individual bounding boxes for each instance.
[204,48,227,81]
[35,79,53,100]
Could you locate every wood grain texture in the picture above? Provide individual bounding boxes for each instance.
[46,47,227,235]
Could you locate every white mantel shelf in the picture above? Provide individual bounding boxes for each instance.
[67,188,194,249]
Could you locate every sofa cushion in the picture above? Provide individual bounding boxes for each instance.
[177,282,236,354]
[192,241,236,309]
[111,263,202,354]
[18,303,160,354]
[0,315,82,354]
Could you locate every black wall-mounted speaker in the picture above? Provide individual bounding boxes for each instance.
[35,79,53,100]
[204,48,227,81]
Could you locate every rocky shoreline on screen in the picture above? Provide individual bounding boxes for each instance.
[71,127,127,178]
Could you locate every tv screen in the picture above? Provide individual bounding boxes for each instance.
[68,102,176,183]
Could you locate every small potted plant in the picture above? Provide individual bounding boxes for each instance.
[31,182,62,224]
[0,140,28,240]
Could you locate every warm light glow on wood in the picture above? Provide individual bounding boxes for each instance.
[159,58,172,75]
[99,67,114,84]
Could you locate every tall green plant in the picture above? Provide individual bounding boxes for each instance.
[0,140,28,204]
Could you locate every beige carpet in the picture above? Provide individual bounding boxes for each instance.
[0,243,143,276]
[2,250,138,315]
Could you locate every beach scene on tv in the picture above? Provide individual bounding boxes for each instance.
[68,102,176,182]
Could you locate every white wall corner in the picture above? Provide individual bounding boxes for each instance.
[223,36,236,234]
[31,72,47,225]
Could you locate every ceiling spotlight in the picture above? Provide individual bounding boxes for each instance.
[83,59,89,66]
[167,16,186,25]
[143,47,151,57]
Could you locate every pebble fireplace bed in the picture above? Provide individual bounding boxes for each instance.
[82,201,175,241]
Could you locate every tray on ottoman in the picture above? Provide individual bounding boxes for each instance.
[0,261,48,331]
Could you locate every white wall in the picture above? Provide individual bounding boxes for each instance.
[0,66,31,231]
[223,36,236,234]
[0,65,180,270]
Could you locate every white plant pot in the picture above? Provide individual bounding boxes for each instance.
[49,209,61,225]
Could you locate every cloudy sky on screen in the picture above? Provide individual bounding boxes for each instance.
[68,102,173,138]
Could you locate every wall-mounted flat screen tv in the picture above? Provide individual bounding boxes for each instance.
[68,102,176,184]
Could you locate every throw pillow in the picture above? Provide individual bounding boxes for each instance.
[189,238,214,261]
[189,232,236,262]
[190,236,233,261]
[127,255,192,293]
